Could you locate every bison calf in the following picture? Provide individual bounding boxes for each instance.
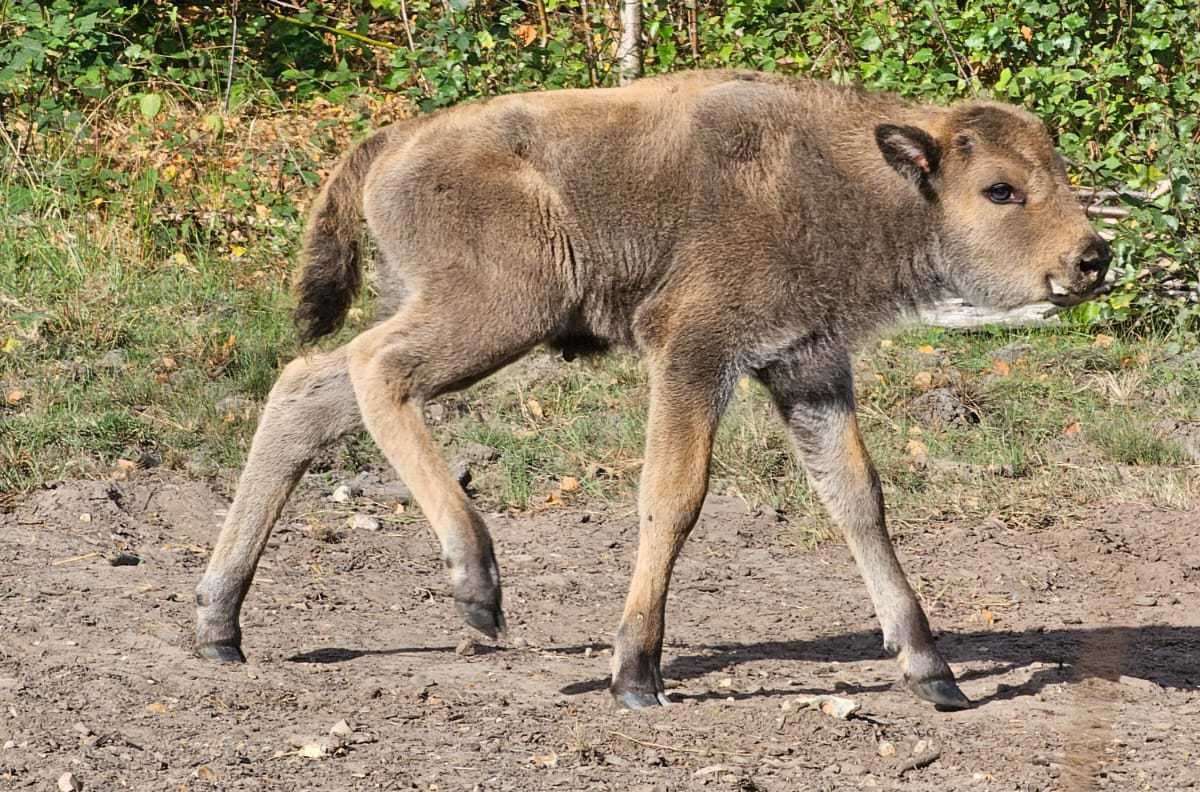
[194,70,1110,711]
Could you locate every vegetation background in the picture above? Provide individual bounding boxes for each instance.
[1,1,1198,529]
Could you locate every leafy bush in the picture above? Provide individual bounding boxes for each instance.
[2,0,1196,330]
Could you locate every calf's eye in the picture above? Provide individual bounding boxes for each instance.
[986,183,1019,204]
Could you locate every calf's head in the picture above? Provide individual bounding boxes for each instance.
[876,101,1111,309]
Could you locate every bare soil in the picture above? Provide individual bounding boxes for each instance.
[1,471,1198,791]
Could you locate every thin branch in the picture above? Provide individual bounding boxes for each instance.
[609,731,754,758]
[223,0,239,113]
[268,11,400,51]
[397,0,417,52]
[534,0,550,47]
[686,0,699,63]
[926,1,972,86]
[578,0,598,87]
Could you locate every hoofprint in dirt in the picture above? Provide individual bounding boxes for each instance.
[1,472,1197,791]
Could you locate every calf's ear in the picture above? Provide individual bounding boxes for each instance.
[875,124,941,194]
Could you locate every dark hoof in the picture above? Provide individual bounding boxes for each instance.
[456,599,506,640]
[611,687,671,709]
[197,642,246,663]
[910,677,971,711]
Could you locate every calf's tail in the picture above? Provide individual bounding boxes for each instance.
[293,128,391,345]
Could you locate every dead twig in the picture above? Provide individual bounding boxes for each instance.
[223,0,239,113]
[609,730,754,758]
[897,748,942,776]
[51,552,102,566]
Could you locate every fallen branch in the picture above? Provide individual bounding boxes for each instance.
[897,748,942,776]
[913,298,1060,329]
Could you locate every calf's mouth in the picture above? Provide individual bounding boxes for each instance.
[1045,275,1112,307]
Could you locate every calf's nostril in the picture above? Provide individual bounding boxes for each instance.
[1079,238,1112,275]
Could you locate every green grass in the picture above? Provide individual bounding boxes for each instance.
[4,124,1199,546]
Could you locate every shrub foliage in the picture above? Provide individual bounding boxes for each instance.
[2,0,1196,329]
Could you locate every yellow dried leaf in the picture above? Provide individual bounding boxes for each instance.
[559,476,580,493]
[526,397,544,420]
[145,701,169,714]
[530,751,559,768]
[905,438,928,463]
[917,344,935,354]
[991,359,1011,376]
[5,388,25,405]
[1093,334,1115,349]
[912,371,934,390]
[1062,421,1082,437]
[980,608,996,627]
[1020,25,1033,41]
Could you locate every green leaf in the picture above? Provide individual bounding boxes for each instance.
[857,31,882,52]
[138,93,162,120]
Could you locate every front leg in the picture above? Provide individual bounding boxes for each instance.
[759,348,970,710]
[610,355,728,708]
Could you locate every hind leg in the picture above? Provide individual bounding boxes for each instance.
[760,346,969,710]
[346,298,553,638]
[195,346,360,661]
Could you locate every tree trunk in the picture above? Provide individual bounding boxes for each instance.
[617,0,642,85]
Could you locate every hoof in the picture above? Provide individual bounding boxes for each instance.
[910,677,971,711]
[456,599,506,640]
[197,642,246,663]
[611,687,671,709]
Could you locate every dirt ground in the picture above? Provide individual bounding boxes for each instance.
[1,469,1198,791]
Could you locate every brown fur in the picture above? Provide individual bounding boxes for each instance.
[196,69,1109,710]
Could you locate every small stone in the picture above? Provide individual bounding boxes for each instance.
[78,513,92,524]
[456,638,478,656]
[57,772,82,792]
[2,740,14,750]
[331,484,353,503]
[72,722,93,737]
[913,739,930,755]
[215,395,255,415]
[329,720,353,738]
[97,349,127,369]
[108,552,141,567]
[348,514,380,532]
[877,740,896,757]
[842,763,867,776]
[459,442,500,463]
[794,694,861,719]
[1133,594,1158,607]
[451,460,472,488]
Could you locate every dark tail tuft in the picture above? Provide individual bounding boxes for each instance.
[293,130,390,345]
